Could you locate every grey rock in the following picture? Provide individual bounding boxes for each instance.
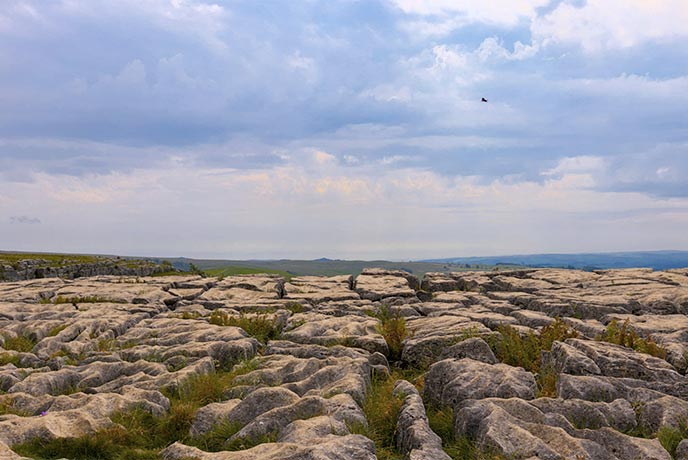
[677,439,688,460]
[393,380,450,460]
[439,337,497,364]
[424,358,536,408]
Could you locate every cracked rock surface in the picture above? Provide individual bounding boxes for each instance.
[1,268,688,459]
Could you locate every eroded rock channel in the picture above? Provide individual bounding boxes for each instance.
[1,268,688,459]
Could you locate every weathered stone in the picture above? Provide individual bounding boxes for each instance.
[393,380,451,460]
[439,337,497,364]
[355,270,417,300]
[676,439,688,460]
[284,275,359,303]
[424,358,537,408]
[282,312,387,355]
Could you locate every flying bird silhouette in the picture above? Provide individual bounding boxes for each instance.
[481,97,488,102]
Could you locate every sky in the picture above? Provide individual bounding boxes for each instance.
[1,0,687,260]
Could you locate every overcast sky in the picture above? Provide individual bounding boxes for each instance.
[1,0,687,260]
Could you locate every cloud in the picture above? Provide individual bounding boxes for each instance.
[9,215,41,225]
[2,153,688,258]
[532,0,688,52]
[542,156,606,177]
[390,0,549,28]
[1,1,687,257]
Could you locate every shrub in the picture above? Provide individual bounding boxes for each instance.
[489,318,578,397]
[597,319,667,359]
[208,311,282,344]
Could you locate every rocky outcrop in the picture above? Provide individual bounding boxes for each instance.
[1,267,688,459]
[0,257,172,282]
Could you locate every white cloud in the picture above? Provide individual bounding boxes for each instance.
[532,0,688,52]
[3,152,688,258]
[313,150,336,165]
[542,156,606,177]
[391,0,549,27]
[476,37,539,61]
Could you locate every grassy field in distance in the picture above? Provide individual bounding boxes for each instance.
[185,258,514,278]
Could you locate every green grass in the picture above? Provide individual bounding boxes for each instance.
[188,420,243,452]
[0,252,102,269]
[204,265,293,280]
[597,319,667,359]
[208,311,283,344]
[0,352,22,367]
[489,319,578,397]
[657,422,688,459]
[368,305,408,361]
[2,334,37,353]
[47,324,69,337]
[353,372,405,460]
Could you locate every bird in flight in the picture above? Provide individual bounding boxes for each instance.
[481,97,488,102]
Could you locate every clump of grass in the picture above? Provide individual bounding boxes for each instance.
[0,352,21,367]
[353,372,404,460]
[47,324,69,337]
[208,311,282,344]
[174,311,202,320]
[12,434,123,460]
[189,420,243,452]
[224,430,280,451]
[657,422,688,459]
[164,359,260,408]
[0,397,30,416]
[53,295,124,305]
[96,338,117,352]
[368,305,408,361]
[489,318,578,397]
[597,319,667,359]
[2,334,37,353]
[426,405,506,460]
[283,301,306,314]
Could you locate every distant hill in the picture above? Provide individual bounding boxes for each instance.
[157,258,511,278]
[421,251,688,271]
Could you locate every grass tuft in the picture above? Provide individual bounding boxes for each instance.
[47,324,69,337]
[2,334,37,353]
[0,352,22,367]
[368,305,408,361]
[52,295,125,305]
[352,372,405,460]
[208,311,282,344]
[657,421,688,459]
